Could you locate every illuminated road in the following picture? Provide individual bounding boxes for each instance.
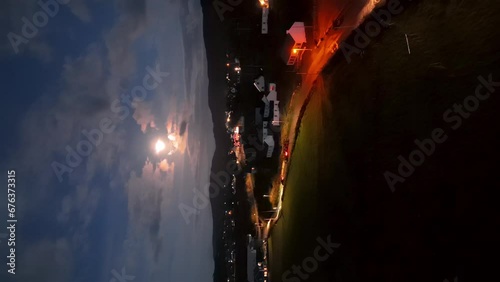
[251,2,387,280]
[261,0,385,241]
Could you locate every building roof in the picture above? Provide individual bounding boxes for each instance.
[264,135,275,158]
[254,76,265,92]
[286,22,307,44]
[261,7,269,34]
[267,91,277,102]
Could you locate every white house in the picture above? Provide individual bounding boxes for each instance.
[267,84,280,126]
[264,135,275,158]
[261,6,269,34]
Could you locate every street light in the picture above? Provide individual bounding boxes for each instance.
[259,0,269,8]
[293,48,312,54]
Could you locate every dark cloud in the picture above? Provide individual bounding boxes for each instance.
[76,95,111,116]
[179,120,187,136]
[116,0,147,19]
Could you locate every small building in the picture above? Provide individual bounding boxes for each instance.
[267,83,277,101]
[281,22,307,65]
[272,101,280,126]
[254,76,265,92]
[267,84,280,126]
[261,6,269,34]
[264,135,275,158]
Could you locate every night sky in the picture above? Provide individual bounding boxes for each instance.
[0,1,216,281]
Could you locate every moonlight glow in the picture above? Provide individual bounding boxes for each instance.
[168,133,176,141]
[155,139,166,154]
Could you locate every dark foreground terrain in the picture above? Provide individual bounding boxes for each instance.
[270,0,500,281]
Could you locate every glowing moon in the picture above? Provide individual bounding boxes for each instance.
[155,139,166,154]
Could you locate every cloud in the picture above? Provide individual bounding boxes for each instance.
[0,0,53,60]
[123,153,214,281]
[57,184,101,252]
[104,0,147,78]
[132,100,156,133]
[67,0,92,22]
[15,43,115,194]
[13,0,151,196]
[123,161,173,269]
[158,159,174,173]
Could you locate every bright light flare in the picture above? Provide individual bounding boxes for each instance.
[155,139,166,154]
[167,133,176,141]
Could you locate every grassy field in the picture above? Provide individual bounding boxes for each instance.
[270,0,500,281]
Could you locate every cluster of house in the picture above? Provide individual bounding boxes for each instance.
[247,234,268,282]
[253,75,279,158]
